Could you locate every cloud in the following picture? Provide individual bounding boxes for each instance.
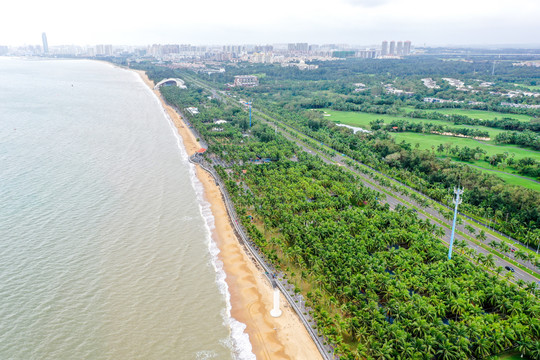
[1,0,539,46]
[343,0,391,7]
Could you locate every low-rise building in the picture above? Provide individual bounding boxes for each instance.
[423,97,463,104]
[233,75,259,87]
[501,102,540,109]
[186,107,199,115]
[421,78,440,89]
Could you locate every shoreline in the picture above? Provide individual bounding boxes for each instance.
[134,70,322,360]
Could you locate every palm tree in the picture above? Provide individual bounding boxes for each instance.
[508,300,523,316]
[455,240,468,254]
[504,270,515,281]
[516,339,531,358]
[515,250,528,261]
[485,254,496,268]
[473,337,492,358]
[455,336,471,358]
[465,224,476,235]
[371,339,394,360]
[355,342,368,359]
[476,253,486,266]
[437,144,445,154]
[501,327,515,349]
[477,230,487,242]
[436,338,462,360]
[422,335,437,358]
[434,227,445,238]
[526,339,540,360]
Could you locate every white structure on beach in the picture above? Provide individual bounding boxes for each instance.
[270,288,282,317]
[154,78,187,90]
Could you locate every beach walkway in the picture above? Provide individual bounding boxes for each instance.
[190,153,338,360]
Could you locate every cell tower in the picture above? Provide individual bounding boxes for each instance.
[245,100,252,128]
[448,187,464,260]
[492,54,501,76]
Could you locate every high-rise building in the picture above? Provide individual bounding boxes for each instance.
[389,41,396,55]
[287,43,309,53]
[161,44,179,55]
[95,44,105,55]
[296,43,308,52]
[404,41,411,55]
[381,41,388,56]
[397,41,403,56]
[42,32,49,54]
[357,49,377,58]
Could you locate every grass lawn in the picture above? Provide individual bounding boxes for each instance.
[496,350,528,359]
[323,109,521,140]
[322,109,414,127]
[497,354,523,360]
[515,83,540,92]
[390,132,540,190]
[390,132,539,161]
[402,107,535,122]
[323,110,539,160]
[472,166,540,191]
[322,109,540,189]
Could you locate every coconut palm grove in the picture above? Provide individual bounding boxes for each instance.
[131,57,540,359]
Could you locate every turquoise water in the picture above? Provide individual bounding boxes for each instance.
[0,58,252,359]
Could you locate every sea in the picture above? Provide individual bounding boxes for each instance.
[0,57,254,360]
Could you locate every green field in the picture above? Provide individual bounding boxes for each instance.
[391,132,540,191]
[472,166,540,191]
[324,110,539,160]
[323,109,512,140]
[323,109,408,126]
[497,350,529,360]
[403,107,535,122]
[321,109,540,190]
[515,83,540,92]
[388,132,539,161]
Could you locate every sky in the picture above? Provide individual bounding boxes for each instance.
[2,0,539,47]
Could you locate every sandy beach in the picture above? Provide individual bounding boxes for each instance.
[135,70,323,360]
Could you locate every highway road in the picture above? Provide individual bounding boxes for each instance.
[258,113,538,284]
[183,74,540,288]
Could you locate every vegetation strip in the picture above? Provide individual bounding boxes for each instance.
[132,65,540,359]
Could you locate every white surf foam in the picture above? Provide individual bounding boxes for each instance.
[144,81,255,360]
[195,350,218,359]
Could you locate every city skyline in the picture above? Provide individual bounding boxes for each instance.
[41,33,48,54]
[1,0,539,47]
[7,39,540,60]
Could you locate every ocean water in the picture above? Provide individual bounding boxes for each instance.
[0,58,253,360]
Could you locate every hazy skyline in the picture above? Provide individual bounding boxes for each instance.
[3,0,539,47]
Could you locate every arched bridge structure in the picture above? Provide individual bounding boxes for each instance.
[154,78,187,90]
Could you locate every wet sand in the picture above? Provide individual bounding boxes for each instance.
[135,70,322,360]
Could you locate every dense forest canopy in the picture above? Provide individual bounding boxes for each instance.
[132,61,540,359]
[151,56,539,247]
